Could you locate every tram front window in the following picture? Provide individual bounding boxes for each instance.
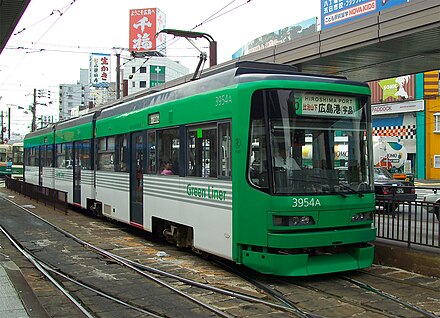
[249,89,373,195]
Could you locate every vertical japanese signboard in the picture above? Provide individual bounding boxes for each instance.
[89,53,111,88]
[321,0,410,30]
[150,65,165,87]
[129,8,166,54]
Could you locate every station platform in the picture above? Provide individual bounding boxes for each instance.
[0,236,49,317]
[0,260,29,318]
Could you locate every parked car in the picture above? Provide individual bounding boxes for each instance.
[374,167,416,213]
[422,190,440,221]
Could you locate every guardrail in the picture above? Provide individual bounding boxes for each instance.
[375,190,439,249]
[5,176,68,214]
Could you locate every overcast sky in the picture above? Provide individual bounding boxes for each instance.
[0,0,320,133]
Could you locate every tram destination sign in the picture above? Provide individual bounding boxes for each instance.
[296,93,359,118]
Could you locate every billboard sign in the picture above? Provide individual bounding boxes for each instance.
[150,65,165,87]
[129,8,166,54]
[89,53,110,88]
[232,18,317,59]
[321,0,410,30]
[368,75,415,104]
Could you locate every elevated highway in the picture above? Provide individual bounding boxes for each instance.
[214,0,440,82]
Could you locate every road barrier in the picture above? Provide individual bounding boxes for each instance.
[375,193,439,249]
[5,176,68,214]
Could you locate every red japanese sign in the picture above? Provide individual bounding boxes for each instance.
[129,8,164,53]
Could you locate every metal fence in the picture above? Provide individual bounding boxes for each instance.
[5,176,68,214]
[375,193,440,249]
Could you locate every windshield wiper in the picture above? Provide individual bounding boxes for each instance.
[308,175,364,197]
[338,183,364,197]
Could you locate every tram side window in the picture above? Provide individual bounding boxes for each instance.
[187,124,218,178]
[98,136,116,171]
[29,147,37,166]
[147,131,156,174]
[40,146,46,167]
[0,149,6,162]
[57,143,73,168]
[34,147,40,167]
[248,91,269,191]
[65,143,73,168]
[219,122,231,178]
[24,148,29,166]
[13,145,24,165]
[56,144,64,168]
[157,128,179,175]
[77,140,92,170]
[45,144,53,167]
[116,134,128,172]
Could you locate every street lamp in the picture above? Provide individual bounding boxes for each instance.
[5,104,27,142]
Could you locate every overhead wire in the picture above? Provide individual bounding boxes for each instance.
[0,0,79,89]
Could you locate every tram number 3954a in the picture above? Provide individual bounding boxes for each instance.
[292,197,321,208]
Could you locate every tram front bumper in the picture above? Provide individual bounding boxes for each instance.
[241,227,376,276]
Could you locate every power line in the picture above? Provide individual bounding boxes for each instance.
[0,1,79,89]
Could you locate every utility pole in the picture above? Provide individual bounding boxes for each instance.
[7,107,10,140]
[0,111,3,143]
[116,52,121,99]
[113,47,124,100]
[32,88,37,132]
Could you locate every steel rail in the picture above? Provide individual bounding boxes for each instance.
[1,198,310,317]
[213,259,325,318]
[0,225,95,318]
[341,276,438,318]
[3,196,234,318]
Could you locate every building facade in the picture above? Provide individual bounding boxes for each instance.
[369,70,440,180]
[58,69,89,121]
[123,56,188,95]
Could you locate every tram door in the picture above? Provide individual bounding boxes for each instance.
[73,141,81,205]
[130,132,144,226]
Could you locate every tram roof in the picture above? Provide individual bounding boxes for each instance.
[26,61,369,139]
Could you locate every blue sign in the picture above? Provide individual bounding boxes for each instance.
[321,0,410,30]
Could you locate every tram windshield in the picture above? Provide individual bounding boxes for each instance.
[249,89,373,195]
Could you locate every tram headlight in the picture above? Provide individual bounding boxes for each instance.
[351,212,373,222]
[273,215,315,226]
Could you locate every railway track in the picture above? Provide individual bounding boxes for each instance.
[217,261,440,318]
[0,191,308,317]
[1,188,439,317]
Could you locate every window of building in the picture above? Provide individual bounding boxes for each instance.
[132,81,136,88]
[132,67,136,74]
[140,66,146,73]
[140,81,147,88]
[434,113,440,133]
[434,155,440,169]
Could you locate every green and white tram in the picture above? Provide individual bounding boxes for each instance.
[0,142,24,179]
[24,62,376,276]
